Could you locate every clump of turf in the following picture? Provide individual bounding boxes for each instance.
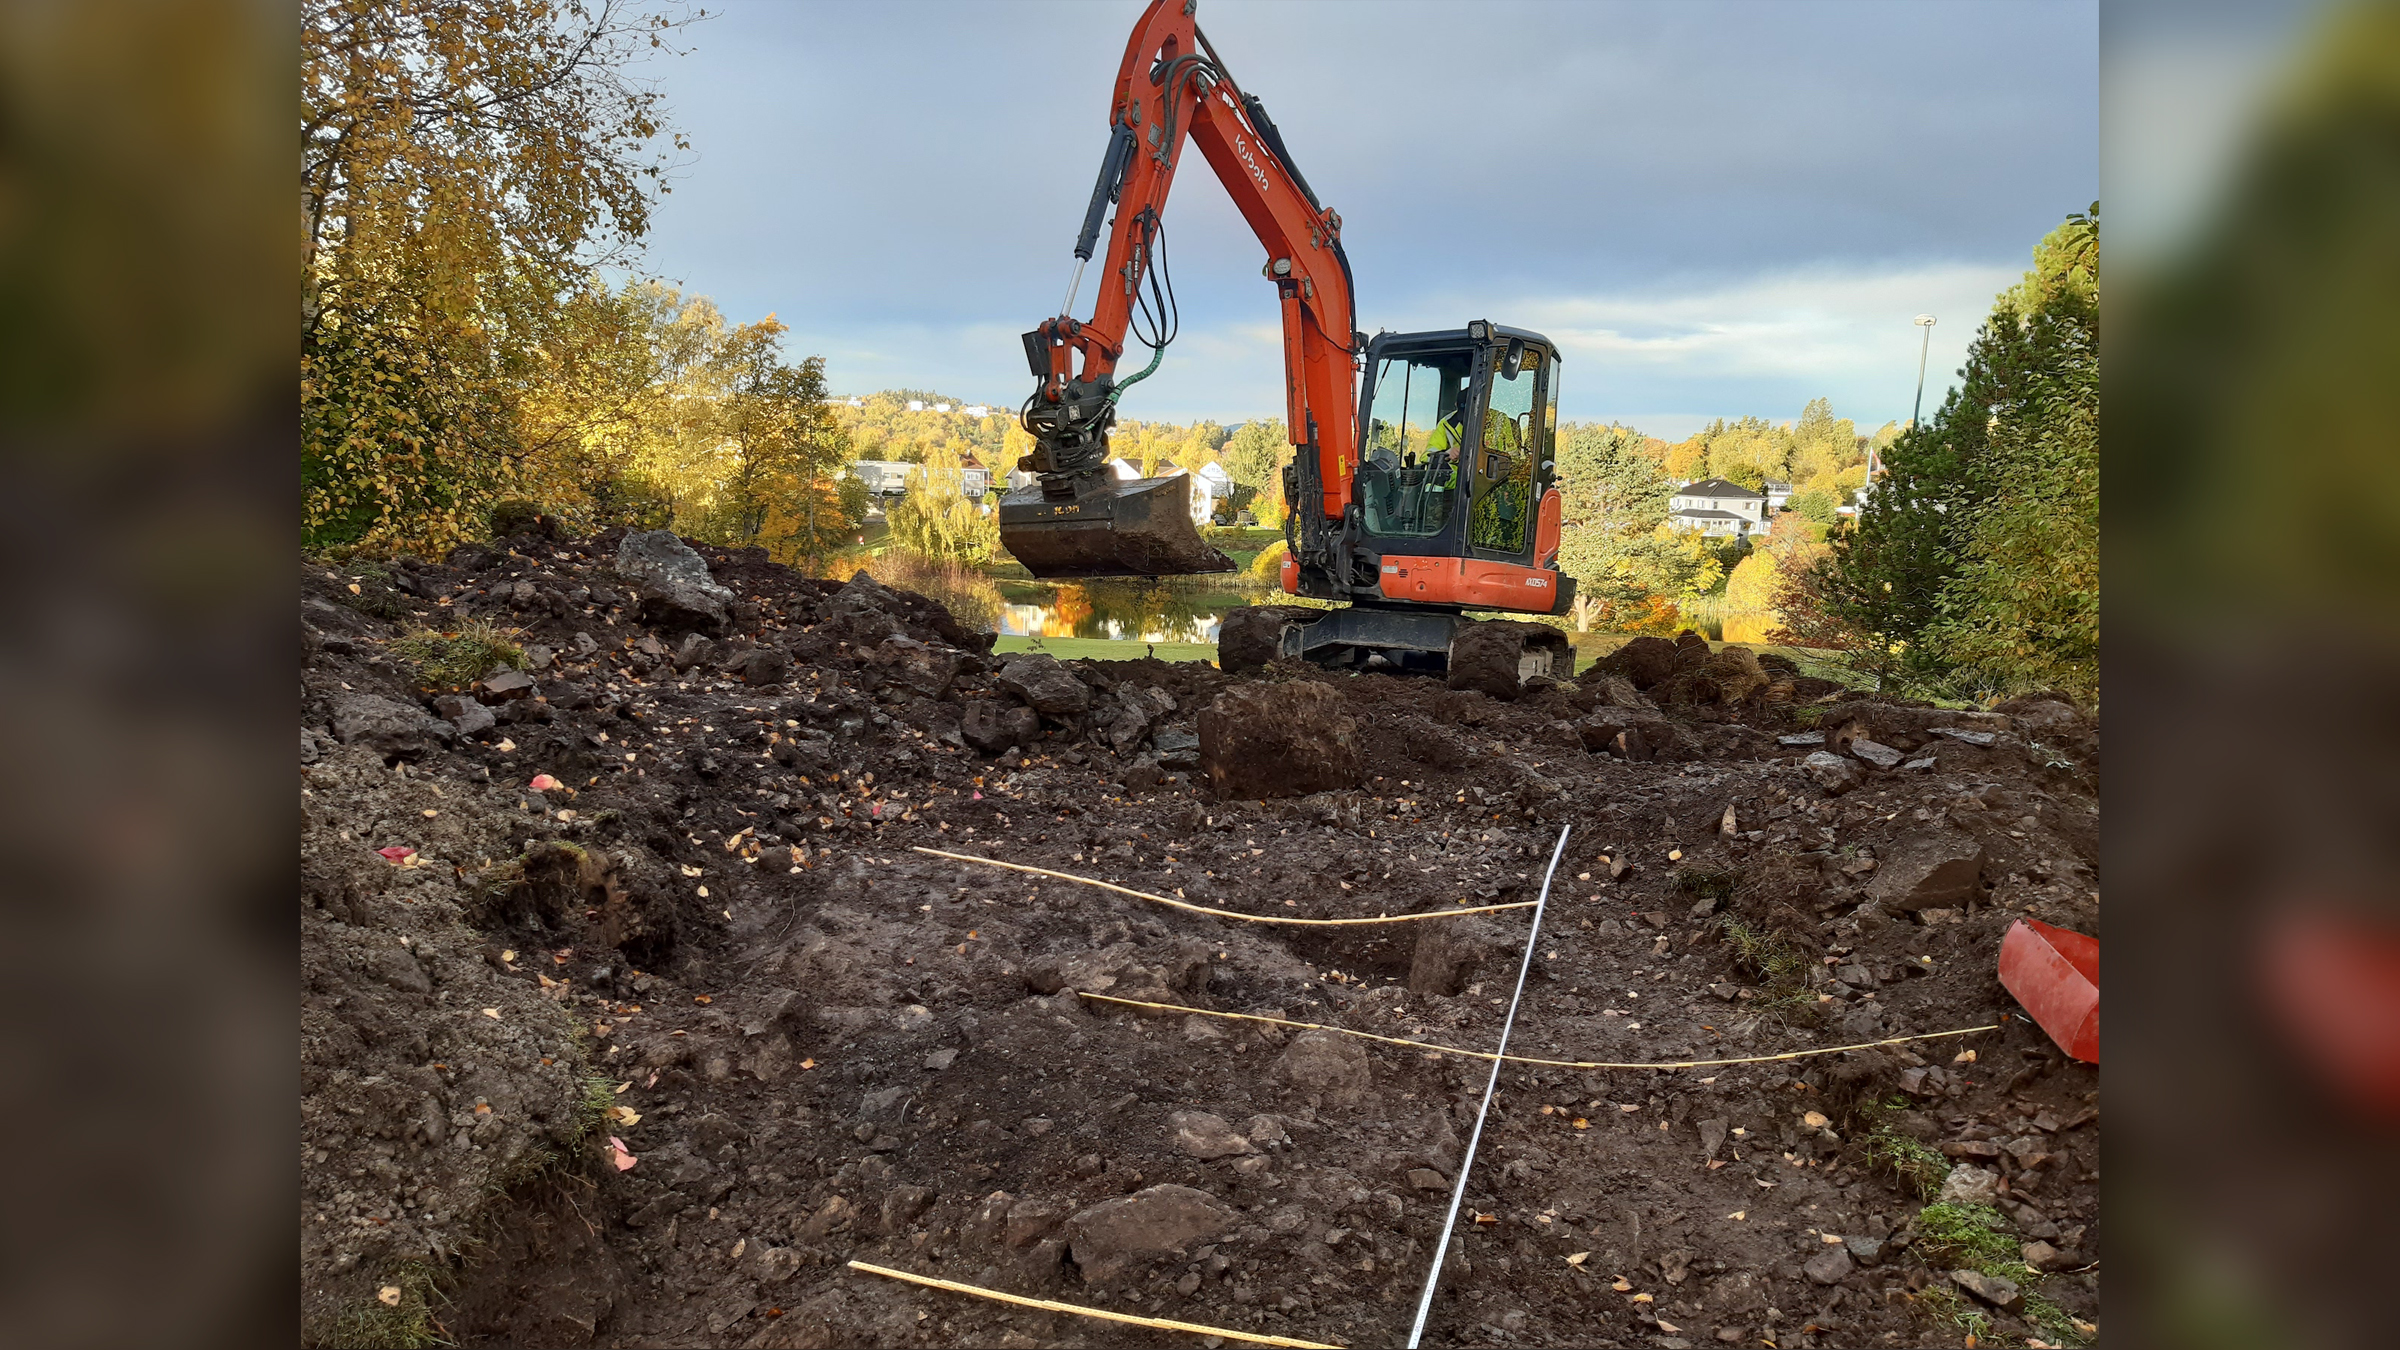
[388,619,525,689]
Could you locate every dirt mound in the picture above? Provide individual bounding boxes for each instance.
[298,537,2102,1349]
[1198,679,1362,799]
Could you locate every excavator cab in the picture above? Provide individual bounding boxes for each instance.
[1343,322,1564,590]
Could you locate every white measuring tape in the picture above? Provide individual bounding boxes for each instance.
[1405,822,1572,1348]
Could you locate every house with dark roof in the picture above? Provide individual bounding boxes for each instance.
[1669,477,1769,537]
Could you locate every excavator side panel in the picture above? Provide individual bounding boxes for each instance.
[1369,553,1573,616]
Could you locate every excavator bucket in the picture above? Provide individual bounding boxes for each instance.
[997,473,1235,578]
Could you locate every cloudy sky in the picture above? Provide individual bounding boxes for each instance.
[630,0,2097,440]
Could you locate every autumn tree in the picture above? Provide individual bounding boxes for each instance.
[1220,419,1289,526]
[301,0,700,554]
[887,442,999,564]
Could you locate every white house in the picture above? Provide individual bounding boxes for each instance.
[1762,478,1794,512]
[1152,461,1236,525]
[905,400,925,412]
[961,405,992,417]
[1190,461,1234,523]
[1668,477,1769,537]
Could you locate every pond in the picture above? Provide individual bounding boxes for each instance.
[992,579,1280,644]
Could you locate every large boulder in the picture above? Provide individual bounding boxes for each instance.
[874,637,961,698]
[614,530,732,632]
[1063,1184,1234,1285]
[960,700,1040,755]
[331,693,433,757]
[1197,681,1361,799]
[1867,830,1987,912]
[1272,1028,1372,1108]
[996,654,1091,718]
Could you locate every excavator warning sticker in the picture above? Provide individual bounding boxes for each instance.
[1526,577,1548,586]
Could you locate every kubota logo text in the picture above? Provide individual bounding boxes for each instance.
[1232,132,1271,192]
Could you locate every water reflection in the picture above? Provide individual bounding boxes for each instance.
[994,580,1271,644]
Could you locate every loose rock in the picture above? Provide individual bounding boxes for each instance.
[1803,1245,1854,1284]
[1272,1028,1371,1108]
[1166,1110,1255,1160]
[331,693,433,756]
[996,654,1092,718]
[1937,1163,2002,1206]
[1802,750,1864,795]
[1063,1184,1234,1284]
[1867,831,1987,913]
[1950,1268,2025,1312]
[1848,738,1903,769]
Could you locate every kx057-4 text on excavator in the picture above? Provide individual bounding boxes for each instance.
[1000,0,1576,690]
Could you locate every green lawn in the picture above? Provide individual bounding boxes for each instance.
[990,626,1867,686]
[994,635,1218,665]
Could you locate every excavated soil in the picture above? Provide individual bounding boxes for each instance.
[300,531,2101,1349]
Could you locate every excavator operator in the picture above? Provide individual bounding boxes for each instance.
[1424,398,1465,497]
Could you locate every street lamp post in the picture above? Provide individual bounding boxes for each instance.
[1911,314,1938,431]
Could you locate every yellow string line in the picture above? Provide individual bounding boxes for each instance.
[912,846,1535,927]
[846,1260,1342,1349]
[1077,992,2001,1071]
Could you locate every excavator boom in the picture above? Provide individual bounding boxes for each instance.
[1000,0,1357,578]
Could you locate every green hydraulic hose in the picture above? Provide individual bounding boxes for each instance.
[1108,340,1166,405]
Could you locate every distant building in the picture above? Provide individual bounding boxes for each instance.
[933,403,953,413]
[905,400,925,411]
[1175,461,1236,525]
[1668,477,1768,537]
[849,461,914,496]
[849,460,990,498]
[960,405,992,417]
[1762,478,1794,512]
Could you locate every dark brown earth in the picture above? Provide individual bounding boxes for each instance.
[300,530,2100,1349]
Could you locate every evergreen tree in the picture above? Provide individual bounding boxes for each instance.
[1792,204,2099,694]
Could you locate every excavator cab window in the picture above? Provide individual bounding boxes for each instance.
[1467,346,1542,554]
[1358,353,1470,538]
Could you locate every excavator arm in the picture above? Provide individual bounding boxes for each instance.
[1001,0,1360,578]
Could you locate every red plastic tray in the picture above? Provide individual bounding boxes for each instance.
[1999,918,2099,1062]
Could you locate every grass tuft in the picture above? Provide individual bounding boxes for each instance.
[1673,864,1741,903]
[1913,1284,1991,1343]
[1862,1125,1951,1201]
[389,619,525,689]
[1716,915,1811,991]
[328,1260,447,1348]
[1915,1201,2029,1277]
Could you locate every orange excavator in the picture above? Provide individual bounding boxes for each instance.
[999,0,1575,681]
